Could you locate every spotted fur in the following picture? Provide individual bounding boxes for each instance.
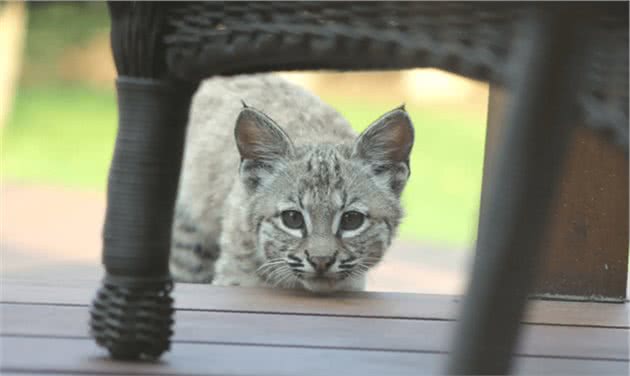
[170,74,414,293]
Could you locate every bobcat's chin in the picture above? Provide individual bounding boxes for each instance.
[299,275,365,293]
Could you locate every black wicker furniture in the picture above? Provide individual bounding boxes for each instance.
[89,2,628,374]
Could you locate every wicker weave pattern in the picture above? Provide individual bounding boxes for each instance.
[90,280,174,360]
[164,1,627,149]
[166,2,517,82]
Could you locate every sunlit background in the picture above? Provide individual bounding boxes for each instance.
[1,2,489,294]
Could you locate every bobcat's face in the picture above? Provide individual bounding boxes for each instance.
[235,106,414,293]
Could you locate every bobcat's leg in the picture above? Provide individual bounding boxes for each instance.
[169,206,220,283]
[212,204,264,287]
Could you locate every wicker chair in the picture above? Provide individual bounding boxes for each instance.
[89,2,628,374]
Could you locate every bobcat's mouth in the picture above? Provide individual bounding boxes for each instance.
[301,277,339,293]
[299,273,348,293]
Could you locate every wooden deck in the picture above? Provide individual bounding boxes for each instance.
[1,278,628,375]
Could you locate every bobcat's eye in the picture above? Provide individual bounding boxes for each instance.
[340,211,365,231]
[281,210,304,229]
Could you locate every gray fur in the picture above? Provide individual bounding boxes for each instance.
[170,73,414,293]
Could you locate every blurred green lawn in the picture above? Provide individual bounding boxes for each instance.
[1,85,486,248]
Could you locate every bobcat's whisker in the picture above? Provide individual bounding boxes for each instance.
[273,268,294,288]
[258,265,278,280]
[288,274,300,289]
[256,260,285,273]
[264,264,288,282]
[348,269,365,281]
[355,264,371,272]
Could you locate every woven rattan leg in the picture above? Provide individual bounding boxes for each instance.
[89,77,193,360]
[446,8,584,374]
[89,3,196,360]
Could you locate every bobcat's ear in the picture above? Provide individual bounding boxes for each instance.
[235,107,294,161]
[352,106,414,163]
[234,107,294,192]
[352,106,414,196]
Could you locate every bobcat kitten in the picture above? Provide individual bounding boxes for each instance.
[170,74,414,293]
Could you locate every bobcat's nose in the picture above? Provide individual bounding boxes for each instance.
[305,251,337,274]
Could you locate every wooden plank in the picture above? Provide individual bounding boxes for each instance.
[1,279,628,328]
[1,304,627,360]
[482,85,629,300]
[1,374,49,376]
[0,336,627,375]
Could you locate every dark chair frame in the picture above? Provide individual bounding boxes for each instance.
[89,2,628,374]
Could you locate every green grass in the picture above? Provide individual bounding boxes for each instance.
[1,86,486,248]
[1,85,117,189]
